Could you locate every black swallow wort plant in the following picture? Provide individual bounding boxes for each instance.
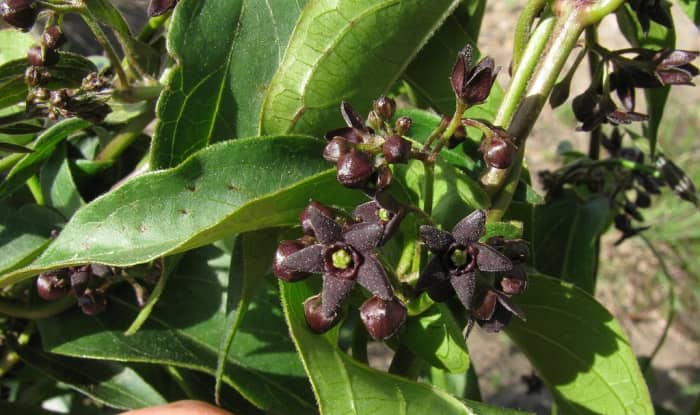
[0,1,698,415]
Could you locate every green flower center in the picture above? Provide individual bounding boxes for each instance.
[332,248,353,269]
[450,248,469,267]
[378,208,391,222]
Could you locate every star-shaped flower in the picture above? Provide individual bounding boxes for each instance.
[352,190,406,245]
[275,203,393,330]
[416,209,513,310]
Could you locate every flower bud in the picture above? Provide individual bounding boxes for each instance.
[70,269,91,297]
[382,135,411,164]
[148,0,178,17]
[27,45,59,67]
[78,292,107,316]
[499,264,528,295]
[482,136,513,169]
[1,0,37,31]
[304,294,340,334]
[366,111,382,131]
[395,116,412,136]
[375,164,392,190]
[273,240,312,282]
[451,44,499,106]
[36,270,69,301]
[359,295,407,340]
[336,150,374,188]
[373,95,396,121]
[323,136,352,162]
[42,25,64,49]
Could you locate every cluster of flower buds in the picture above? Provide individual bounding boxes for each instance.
[26,72,112,123]
[36,263,154,316]
[323,99,415,193]
[415,209,527,335]
[273,199,408,340]
[36,264,113,315]
[1,0,38,31]
[572,48,698,131]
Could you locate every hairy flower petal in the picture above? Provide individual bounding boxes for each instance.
[450,271,476,310]
[344,223,383,252]
[309,206,342,244]
[340,101,366,130]
[497,292,526,321]
[321,274,355,317]
[474,242,513,272]
[451,209,486,245]
[356,254,393,300]
[419,225,454,253]
[280,244,324,273]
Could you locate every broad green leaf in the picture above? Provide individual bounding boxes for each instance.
[403,303,470,373]
[150,0,308,169]
[39,144,85,218]
[506,273,653,415]
[0,203,64,275]
[0,59,27,110]
[259,0,462,137]
[0,29,35,65]
[0,118,91,199]
[677,0,700,29]
[0,136,362,288]
[281,281,531,415]
[37,243,316,415]
[529,190,610,293]
[426,365,482,401]
[215,229,280,403]
[15,346,166,410]
[616,3,675,156]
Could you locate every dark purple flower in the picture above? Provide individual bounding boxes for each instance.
[471,289,525,333]
[416,209,513,310]
[451,45,500,106]
[352,190,406,245]
[277,203,393,323]
[360,295,407,340]
[572,90,648,132]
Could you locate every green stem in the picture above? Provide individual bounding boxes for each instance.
[639,235,676,376]
[423,161,435,216]
[138,14,169,42]
[0,153,23,173]
[96,106,155,161]
[80,12,130,90]
[26,175,44,205]
[0,296,75,320]
[512,0,548,72]
[351,320,369,364]
[586,27,601,160]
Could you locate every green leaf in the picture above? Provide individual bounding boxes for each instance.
[426,365,482,401]
[83,0,132,36]
[15,346,167,410]
[402,303,470,373]
[0,29,35,65]
[0,59,27,110]
[506,273,653,415]
[215,229,280,403]
[529,190,610,293]
[259,0,462,137]
[150,0,308,169]
[281,281,531,415]
[0,203,64,275]
[37,243,316,415]
[39,144,85,218]
[484,221,523,241]
[0,118,91,199]
[677,0,700,29]
[0,136,362,288]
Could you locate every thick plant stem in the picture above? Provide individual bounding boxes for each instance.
[512,0,548,72]
[483,1,625,220]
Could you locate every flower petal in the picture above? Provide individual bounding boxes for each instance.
[450,271,476,310]
[474,242,513,272]
[478,304,512,333]
[356,254,393,299]
[340,101,366,130]
[309,206,342,244]
[353,201,378,223]
[344,223,383,252]
[452,209,486,245]
[416,256,448,291]
[419,225,454,253]
[472,290,498,321]
[280,244,323,273]
[497,292,526,321]
[321,274,355,317]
